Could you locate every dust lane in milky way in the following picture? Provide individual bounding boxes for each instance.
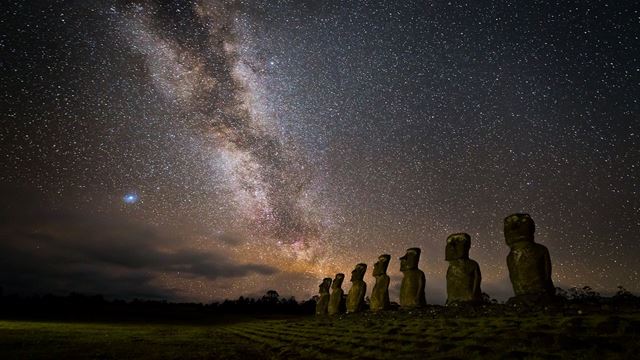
[0,0,638,303]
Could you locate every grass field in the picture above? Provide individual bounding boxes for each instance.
[1,308,638,359]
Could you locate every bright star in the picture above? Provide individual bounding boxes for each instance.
[123,193,139,204]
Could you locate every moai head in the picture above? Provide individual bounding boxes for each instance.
[445,233,471,261]
[504,213,535,247]
[332,273,345,289]
[319,277,332,294]
[400,248,421,271]
[350,263,367,281]
[373,254,391,276]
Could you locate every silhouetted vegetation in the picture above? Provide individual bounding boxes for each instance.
[0,286,637,324]
[481,292,500,304]
[0,289,315,323]
[216,290,316,316]
[552,285,639,306]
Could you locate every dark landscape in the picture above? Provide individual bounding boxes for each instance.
[0,288,639,359]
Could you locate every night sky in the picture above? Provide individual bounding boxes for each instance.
[1,0,638,303]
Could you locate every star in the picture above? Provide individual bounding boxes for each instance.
[123,193,139,204]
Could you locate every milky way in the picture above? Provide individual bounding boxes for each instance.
[120,1,328,256]
[1,0,639,303]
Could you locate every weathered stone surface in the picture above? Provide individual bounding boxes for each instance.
[328,273,346,315]
[445,233,482,305]
[315,277,332,315]
[399,248,426,308]
[346,263,367,313]
[370,254,391,311]
[504,213,555,300]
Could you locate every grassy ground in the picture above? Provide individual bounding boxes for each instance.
[1,308,638,359]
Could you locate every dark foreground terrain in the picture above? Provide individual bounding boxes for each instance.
[1,305,639,360]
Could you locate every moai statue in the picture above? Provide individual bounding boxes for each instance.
[445,233,482,305]
[315,277,332,315]
[346,263,367,313]
[328,273,346,315]
[504,213,555,301]
[370,254,391,311]
[399,248,426,308]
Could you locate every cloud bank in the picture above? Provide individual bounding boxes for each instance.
[0,188,277,299]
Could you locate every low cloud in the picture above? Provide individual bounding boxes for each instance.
[0,189,277,300]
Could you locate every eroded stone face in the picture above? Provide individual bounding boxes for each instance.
[445,233,470,261]
[370,254,391,311]
[504,213,555,298]
[446,233,482,304]
[399,247,420,271]
[399,248,426,308]
[328,273,345,315]
[331,273,345,290]
[346,263,367,313]
[504,213,535,247]
[372,254,390,276]
[319,277,332,294]
[315,277,332,315]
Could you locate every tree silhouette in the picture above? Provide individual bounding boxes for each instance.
[263,290,280,302]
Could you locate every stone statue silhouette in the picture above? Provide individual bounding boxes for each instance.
[370,254,391,311]
[315,277,332,315]
[445,233,482,304]
[399,248,426,308]
[346,263,367,313]
[504,213,555,303]
[328,273,346,315]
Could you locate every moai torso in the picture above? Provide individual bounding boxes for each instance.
[446,233,482,304]
[315,277,332,315]
[504,214,554,297]
[370,254,391,311]
[399,248,426,308]
[328,273,345,315]
[507,242,553,295]
[346,263,367,313]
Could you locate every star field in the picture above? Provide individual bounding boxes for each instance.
[1,0,638,303]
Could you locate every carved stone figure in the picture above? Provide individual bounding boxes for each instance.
[399,248,426,308]
[504,213,555,300]
[370,254,391,311]
[315,277,332,315]
[346,263,367,313]
[328,273,346,315]
[445,233,482,304]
